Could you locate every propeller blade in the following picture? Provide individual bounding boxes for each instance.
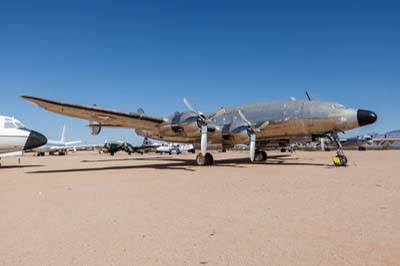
[238,109,269,132]
[305,90,312,101]
[237,109,252,126]
[183,98,199,114]
[258,121,270,130]
[250,134,256,162]
[201,125,208,156]
[209,108,226,120]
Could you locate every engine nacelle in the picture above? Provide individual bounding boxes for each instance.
[88,121,102,136]
[159,122,200,137]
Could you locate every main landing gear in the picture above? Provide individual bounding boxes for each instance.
[253,150,267,162]
[329,133,348,167]
[196,153,214,166]
[195,149,268,166]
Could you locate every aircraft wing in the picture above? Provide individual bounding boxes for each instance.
[373,138,400,145]
[21,96,167,130]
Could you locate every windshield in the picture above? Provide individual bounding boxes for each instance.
[14,120,25,128]
[4,118,25,129]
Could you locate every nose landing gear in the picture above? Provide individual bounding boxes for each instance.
[333,151,348,166]
[329,133,348,167]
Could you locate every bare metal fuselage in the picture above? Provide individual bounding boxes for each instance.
[136,100,359,147]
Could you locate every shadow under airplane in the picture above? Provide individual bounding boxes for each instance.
[26,155,333,174]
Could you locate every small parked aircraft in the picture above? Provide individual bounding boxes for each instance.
[102,137,159,156]
[0,115,47,164]
[21,95,377,166]
[156,143,195,155]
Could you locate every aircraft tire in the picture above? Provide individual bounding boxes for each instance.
[254,150,267,161]
[261,151,267,161]
[333,154,348,166]
[205,153,214,165]
[196,153,213,166]
[196,153,207,166]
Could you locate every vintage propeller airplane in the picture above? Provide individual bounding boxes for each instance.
[21,95,377,166]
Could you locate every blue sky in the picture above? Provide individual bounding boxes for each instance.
[0,0,399,144]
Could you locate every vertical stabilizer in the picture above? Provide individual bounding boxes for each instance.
[61,124,66,143]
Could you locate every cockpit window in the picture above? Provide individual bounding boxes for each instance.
[4,121,15,128]
[3,118,24,129]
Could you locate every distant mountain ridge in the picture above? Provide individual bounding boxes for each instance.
[375,129,400,147]
[383,130,400,138]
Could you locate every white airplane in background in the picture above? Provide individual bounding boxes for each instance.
[0,115,47,163]
[156,143,195,155]
[319,134,400,151]
[34,125,81,156]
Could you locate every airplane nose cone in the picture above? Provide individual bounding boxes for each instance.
[357,109,377,127]
[24,130,47,150]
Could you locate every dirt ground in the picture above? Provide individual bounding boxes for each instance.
[0,150,399,266]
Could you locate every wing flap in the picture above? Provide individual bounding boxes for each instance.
[21,96,166,130]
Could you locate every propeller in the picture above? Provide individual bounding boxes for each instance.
[237,109,269,161]
[305,90,320,101]
[183,98,225,157]
[305,90,312,101]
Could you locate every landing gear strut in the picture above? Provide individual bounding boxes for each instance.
[329,133,348,166]
[196,153,214,166]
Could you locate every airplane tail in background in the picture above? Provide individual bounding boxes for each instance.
[59,124,81,146]
[61,124,66,143]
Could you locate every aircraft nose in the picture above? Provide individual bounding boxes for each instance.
[357,109,377,127]
[24,130,48,150]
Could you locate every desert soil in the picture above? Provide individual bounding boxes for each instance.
[0,150,399,266]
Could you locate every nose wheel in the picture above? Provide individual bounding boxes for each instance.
[196,153,214,166]
[333,153,348,166]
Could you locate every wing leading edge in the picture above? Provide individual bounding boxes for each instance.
[21,96,166,130]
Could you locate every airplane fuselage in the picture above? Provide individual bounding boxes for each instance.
[136,100,371,147]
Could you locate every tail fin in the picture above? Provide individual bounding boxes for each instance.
[61,124,66,143]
